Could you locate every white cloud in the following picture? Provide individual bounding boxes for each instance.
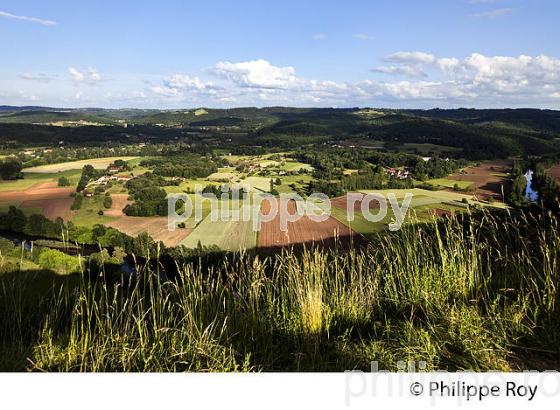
[384,51,436,65]
[312,33,327,40]
[87,68,101,81]
[164,74,213,91]
[68,67,84,81]
[471,8,513,18]
[151,86,184,100]
[0,10,56,26]
[143,53,560,107]
[19,73,55,83]
[353,33,374,41]
[213,59,297,89]
[68,67,102,83]
[7,52,560,109]
[367,52,560,105]
[151,74,217,101]
[371,65,427,78]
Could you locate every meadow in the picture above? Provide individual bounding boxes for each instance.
[23,157,139,173]
[0,209,558,371]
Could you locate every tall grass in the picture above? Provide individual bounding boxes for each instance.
[0,209,558,371]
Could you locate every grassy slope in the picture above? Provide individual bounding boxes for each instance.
[1,210,558,371]
[0,169,81,192]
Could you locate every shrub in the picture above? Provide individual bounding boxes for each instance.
[57,177,71,187]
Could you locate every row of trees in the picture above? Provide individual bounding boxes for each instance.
[532,163,560,212]
[139,154,220,179]
[0,206,161,258]
[508,162,528,206]
[295,147,464,195]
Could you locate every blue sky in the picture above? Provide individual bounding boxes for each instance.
[1,0,559,108]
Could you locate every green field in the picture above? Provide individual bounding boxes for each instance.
[280,161,313,172]
[208,171,238,181]
[359,188,472,202]
[0,169,81,192]
[425,177,473,190]
[276,174,313,194]
[328,206,391,235]
[23,156,139,173]
[71,195,116,227]
[180,209,258,250]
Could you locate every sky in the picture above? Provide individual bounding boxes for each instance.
[0,0,559,109]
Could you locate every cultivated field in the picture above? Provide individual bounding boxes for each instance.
[107,216,192,247]
[23,156,138,173]
[180,213,257,251]
[258,198,357,249]
[449,160,512,200]
[0,169,81,192]
[0,181,75,220]
[105,194,130,217]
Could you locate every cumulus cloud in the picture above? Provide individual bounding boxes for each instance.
[367,51,560,105]
[22,53,559,108]
[213,59,297,89]
[384,51,436,65]
[144,53,560,107]
[68,67,102,83]
[0,10,56,26]
[151,74,217,101]
[312,33,327,40]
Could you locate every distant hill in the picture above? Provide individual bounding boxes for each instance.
[0,106,558,159]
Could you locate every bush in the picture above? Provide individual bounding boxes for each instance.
[103,196,113,209]
[37,248,82,275]
[57,177,72,187]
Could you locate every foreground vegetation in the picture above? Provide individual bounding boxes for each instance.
[1,209,558,371]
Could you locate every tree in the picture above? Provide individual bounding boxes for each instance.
[508,174,527,205]
[0,158,23,180]
[71,194,84,210]
[77,164,98,192]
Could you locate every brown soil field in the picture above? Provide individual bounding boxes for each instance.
[0,181,75,221]
[449,160,512,200]
[331,193,381,211]
[105,194,130,217]
[107,216,192,247]
[20,198,74,220]
[258,198,359,249]
[548,164,560,185]
[0,181,74,201]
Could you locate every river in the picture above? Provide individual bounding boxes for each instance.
[524,170,539,202]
